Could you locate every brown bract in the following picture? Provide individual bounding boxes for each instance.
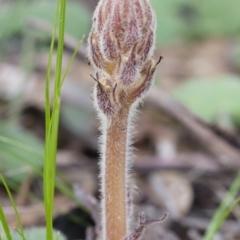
[88,0,158,116]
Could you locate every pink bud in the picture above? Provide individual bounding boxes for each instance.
[88,0,156,86]
[88,0,159,116]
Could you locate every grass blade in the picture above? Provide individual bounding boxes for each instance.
[43,0,66,239]
[0,174,25,240]
[203,170,240,240]
[45,0,61,134]
[60,35,85,88]
[0,205,12,240]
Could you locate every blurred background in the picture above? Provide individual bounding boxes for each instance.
[1,0,240,239]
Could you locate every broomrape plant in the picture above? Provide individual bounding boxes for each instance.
[87,0,162,239]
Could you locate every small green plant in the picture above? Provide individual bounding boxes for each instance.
[0,174,26,240]
[0,227,66,240]
[203,171,240,240]
[1,0,84,239]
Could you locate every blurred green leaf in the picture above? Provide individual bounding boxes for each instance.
[0,205,12,240]
[0,174,26,240]
[195,0,240,38]
[151,0,240,46]
[0,1,90,41]
[172,75,240,126]
[0,227,66,240]
[152,0,191,46]
[61,101,93,137]
[231,43,240,71]
[0,121,44,185]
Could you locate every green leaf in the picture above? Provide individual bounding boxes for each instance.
[0,121,44,185]
[151,0,240,46]
[0,174,26,240]
[203,171,240,240]
[61,101,93,137]
[151,0,192,46]
[172,75,240,126]
[0,227,66,240]
[0,205,12,240]
[43,0,67,239]
[0,1,90,41]
[195,0,240,38]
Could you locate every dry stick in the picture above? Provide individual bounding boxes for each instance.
[149,88,240,168]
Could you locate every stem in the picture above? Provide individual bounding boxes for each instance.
[101,105,131,240]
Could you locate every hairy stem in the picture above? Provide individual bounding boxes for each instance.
[101,105,131,240]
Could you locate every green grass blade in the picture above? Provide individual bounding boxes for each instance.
[45,0,61,134]
[60,35,85,88]
[43,0,66,239]
[0,174,26,240]
[203,170,240,240]
[14,229,23,238]
[220,197,240,222]
[0,205,12,240]
[53,0,66,96]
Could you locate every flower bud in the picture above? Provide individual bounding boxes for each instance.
[88,0,156,86]
[88,0,159,116]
